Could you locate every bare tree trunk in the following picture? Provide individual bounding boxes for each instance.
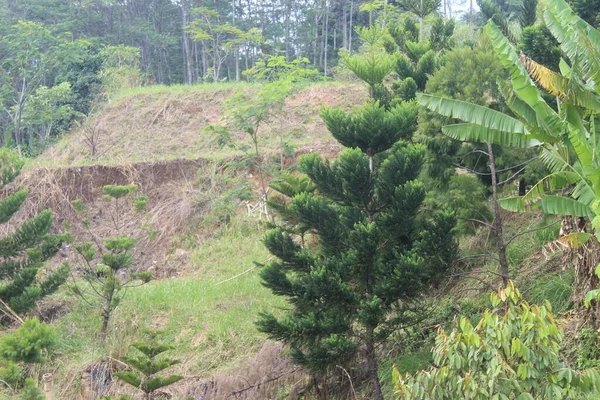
[343,3,348,49]
[419,0,424,41]
[323,0,329,76]
[349,0,354,51]
[181,3,193,85]
[488,143,509,287]
[365,329,383,400]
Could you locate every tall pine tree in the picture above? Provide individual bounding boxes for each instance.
[0,149,68,318]
[256,26,457,400]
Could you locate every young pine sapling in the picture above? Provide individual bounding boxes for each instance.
[68,184,152,335]
[114,334,183,400]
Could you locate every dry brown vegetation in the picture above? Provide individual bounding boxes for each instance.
[34,82,365,168]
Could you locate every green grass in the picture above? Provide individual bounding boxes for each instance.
[527,269,574,314]
[46,215,285,396]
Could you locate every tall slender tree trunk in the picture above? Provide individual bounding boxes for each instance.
[470,0,474,25]
[181,3,193,85]
[323,1,329,76]
[366,328,383,400]
[343,3,348,49]
[488,143,509,287]
[349,0,354,51]
[419,0,424,41]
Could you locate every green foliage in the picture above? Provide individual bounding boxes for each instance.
[0,149,68,316]
[424,174,493,236]
[430,18,455,52]
[519,24,562,71]
[17,378,44,400]
[0,319,55,398]
[394,46,437,91]
[528,270,573,314]
[520,0,539,27]
[209,79,296,198]
[403,0,442,20]
[394,78,418,102]
[419,0,600,306]
[416,41,507,183]
[577,328,600,369]
[20,81,81,153]
[568,0,600,27]
[186,6,263,82]
[341,26,396,97]
[0,318,55,364]
[394,282,600,399]
[257,55,457,399]
[243,55,321,82]
[69,185,152,334]
[102,184,137,199]
[114,335,183,398]
[99,45,142,95]
[320,100,418,153]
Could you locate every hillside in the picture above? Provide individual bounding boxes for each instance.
[1,80,578,400]
[34,82,366,168]
[3,81,371,399]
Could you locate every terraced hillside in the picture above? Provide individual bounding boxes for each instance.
[6,81,369,399]
[34,82,366,168]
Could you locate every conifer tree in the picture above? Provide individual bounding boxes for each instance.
[69,185,152,334]
[257,27,457,400]
[114,334,183,400]
[0,149,68,318]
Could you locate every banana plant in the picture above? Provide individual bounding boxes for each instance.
[417,0,600,299]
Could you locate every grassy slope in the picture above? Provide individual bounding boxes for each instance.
[5,81,574,398]
[47,215,286,398]
[33,81,366,168]
[21,80,370,398]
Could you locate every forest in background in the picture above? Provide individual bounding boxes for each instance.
[2,0,600,398]
[0,0,538,154]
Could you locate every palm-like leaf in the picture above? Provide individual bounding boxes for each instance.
[486,22,563,136]
[524,56,600,112]
[442,123,540,147]
[542,0,600,92]
[417,94,527,134]
[539,195,595,218]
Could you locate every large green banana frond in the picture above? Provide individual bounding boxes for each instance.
[523,170,580,202]
[498,80,539,130]
[539,195,595,218]
[502,193,595,217]
[539,147,570,172]
[542,0,600,92]
[524,56,600,112]
[417,94,527,134]
[442,123,540,147]
[572,179,596,207]
[486,22,562,136]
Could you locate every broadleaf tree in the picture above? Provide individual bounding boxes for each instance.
[417,0,600,304]
[394,281,600,399]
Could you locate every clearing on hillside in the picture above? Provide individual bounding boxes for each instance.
[35,82,366,168]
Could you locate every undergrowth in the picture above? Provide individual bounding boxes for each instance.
[45,212,283,398]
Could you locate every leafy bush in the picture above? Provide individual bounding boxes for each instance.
[578,328,600,369]
[394,282,600,399]
[0,318,56,397]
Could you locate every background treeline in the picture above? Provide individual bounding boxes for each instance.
[0,0,500,155]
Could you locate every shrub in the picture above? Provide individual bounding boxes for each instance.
[394,282,600,399]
